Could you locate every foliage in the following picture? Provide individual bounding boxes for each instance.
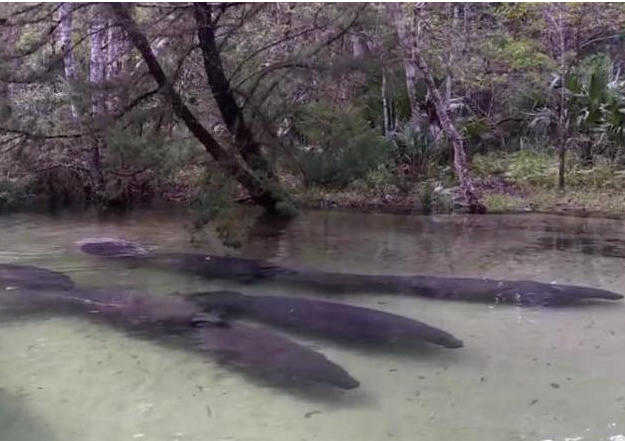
[2,3,625,219]
[190,168,247,248]
[506,150,554,186]
[293,102,391,188]
[495,38,552,71]
[0,178,35,211]
[471,152,508,177]
[389,124,440,177]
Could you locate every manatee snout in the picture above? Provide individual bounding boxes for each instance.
[337,375,360,390]
[422,327,464,348]
[442,337,464,349]
[434,334,464,349]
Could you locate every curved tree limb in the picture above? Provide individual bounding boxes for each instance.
[109,3,292,215]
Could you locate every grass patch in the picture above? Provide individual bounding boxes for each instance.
[482,193,527,213]
[527,188,625,217]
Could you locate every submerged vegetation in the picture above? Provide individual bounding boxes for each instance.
[1,3,625,223]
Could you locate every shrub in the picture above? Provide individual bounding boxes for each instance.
[0,178,35,211]
[294,103,390,188]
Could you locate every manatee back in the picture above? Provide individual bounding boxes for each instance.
[0,264,75,291]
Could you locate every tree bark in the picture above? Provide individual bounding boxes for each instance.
[381,69,391,136]
[558,143,566,189]
[109,3,292,215]
[387,3,485,213]
[0,24,20,121]
[193,3,274,179]
[89,4,107,194]
[351,31,370,59]
[59,3,78,120]
[386,4,420,126]
[89,8,106,119]
[545,4,569,190]
[106,16,128,114]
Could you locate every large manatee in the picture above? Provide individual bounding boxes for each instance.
[0,263,74,291]
[185,290,463,348]
[79,238,624,306]
[0,270,359,390]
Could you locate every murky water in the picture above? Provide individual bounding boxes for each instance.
[1,209,625,441]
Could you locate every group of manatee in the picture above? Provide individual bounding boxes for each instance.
[1,237,623,391]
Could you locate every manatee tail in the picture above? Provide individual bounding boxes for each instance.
[77,238,150,258]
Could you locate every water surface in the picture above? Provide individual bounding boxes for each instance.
[1,209,624,441]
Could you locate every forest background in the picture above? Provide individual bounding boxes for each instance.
[2,3,625,238]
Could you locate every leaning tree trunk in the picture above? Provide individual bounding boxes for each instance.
[109,4,293,216]
[387,3,485,213]
[419,59,485,213]
[193,3,275,180]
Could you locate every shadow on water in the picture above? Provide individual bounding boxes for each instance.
[0,389,57,441]
[199,357,376,409]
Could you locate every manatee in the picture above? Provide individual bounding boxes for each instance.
[400,276,625,306]
[0,285,358,390]
[185,291,463,348]
[79,238,624,306]
[193,322,359,389]
[0,263,75,291]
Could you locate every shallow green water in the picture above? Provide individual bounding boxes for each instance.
[1,209,624,441]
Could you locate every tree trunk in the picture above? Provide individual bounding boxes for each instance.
[386,3,420,126]
[351,32,370,59]
[109,4,293,216]
[59,3,78,121]
[0,24,20,121]
[106,17,128,114]
[387,3,485,213]
[558,144,566,189]
[193,3,275,179]
[546,4,570,191]
[89,5,107,195]
[382,69,390,136]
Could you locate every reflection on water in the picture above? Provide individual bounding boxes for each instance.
[531,236,625,258]
[1,209,625,441]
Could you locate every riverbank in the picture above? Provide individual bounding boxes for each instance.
[294,151,625,219]
[294,183,625,219]
[3,152,624,220]
[3,182,624,221]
